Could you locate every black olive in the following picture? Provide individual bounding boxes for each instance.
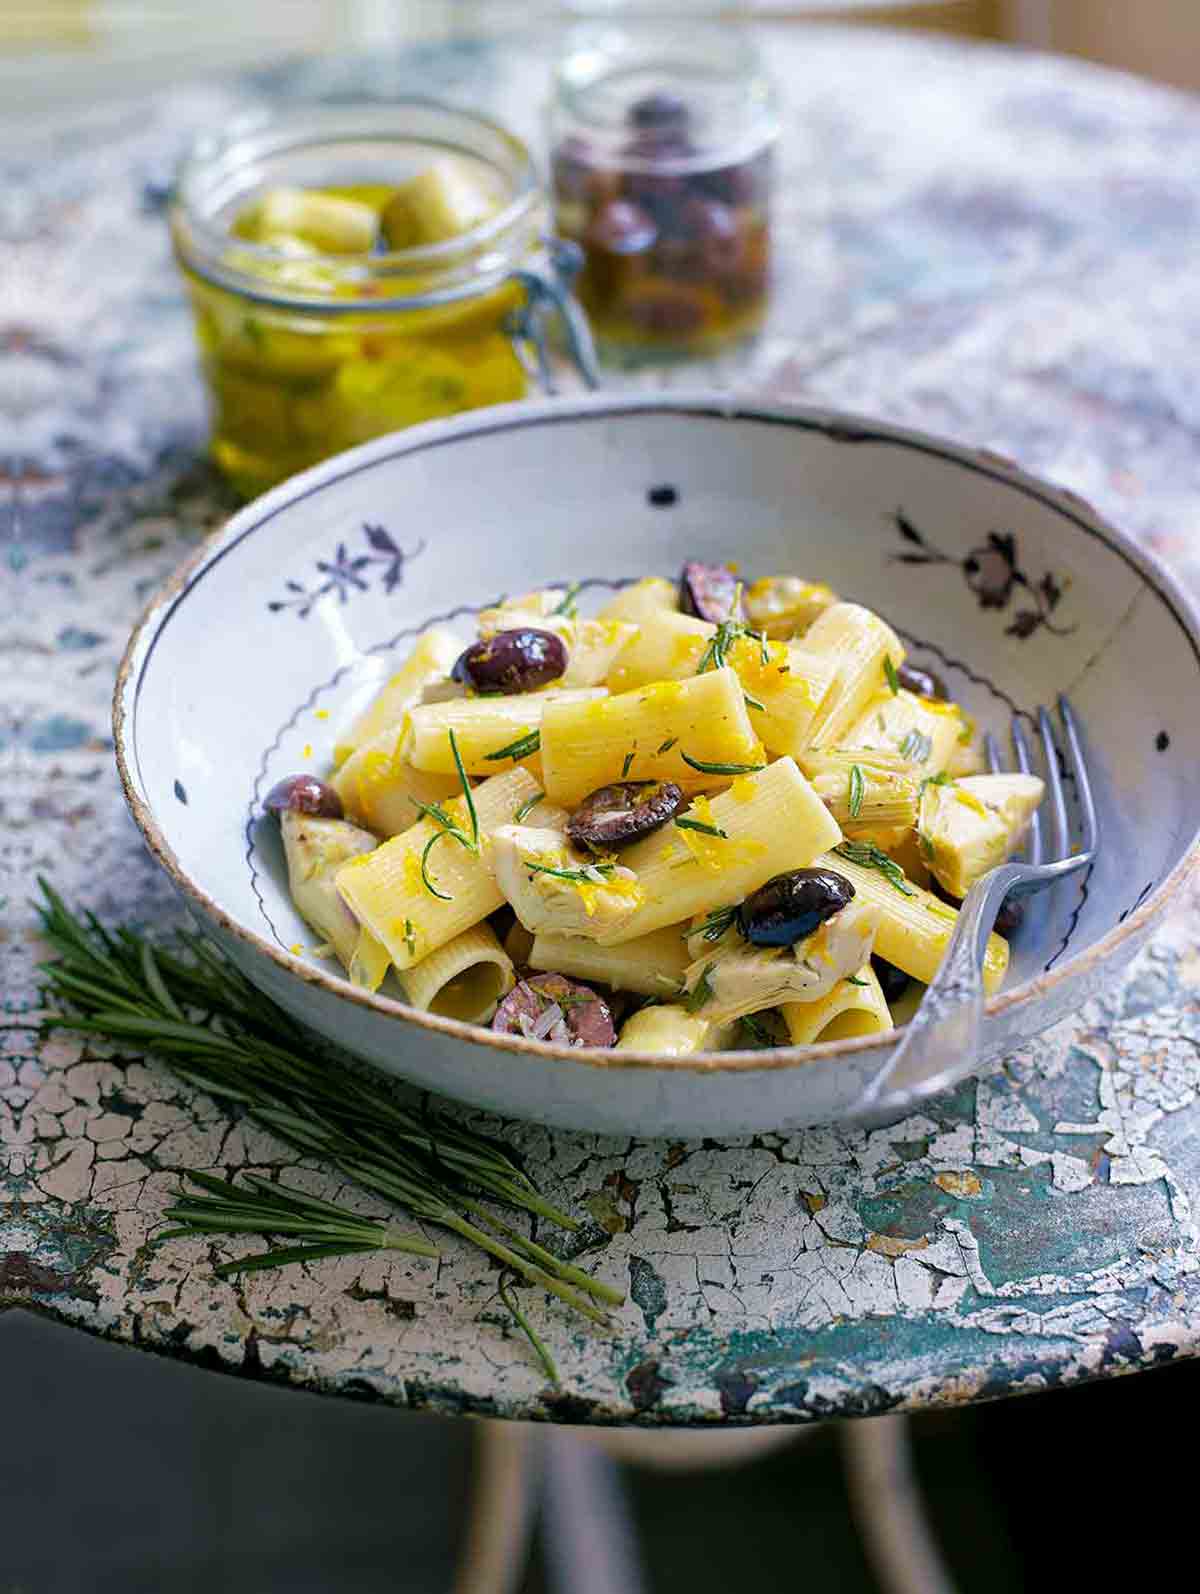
[995,895,1025,936]
[738,868,856,948]
[871,956,911,1004]
[451,628,567,695]
[897,660,949,701]
[493,974,615,1048]
[566,781,683,851]
[628,91,690,132]
[585,198,657,256]
[263,774,343,820]
[679,560,742,623]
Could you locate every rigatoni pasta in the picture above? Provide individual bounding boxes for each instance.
[260,557,1041,1058]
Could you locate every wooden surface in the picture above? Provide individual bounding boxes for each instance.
[8,27,1200,1423]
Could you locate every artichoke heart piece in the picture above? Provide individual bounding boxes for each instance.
[919,773,1045,899]
[280,811,391,986]
[246,186,379,254]
[802,747,921,830]
[491,824,644,940]
[680,900,878,1027]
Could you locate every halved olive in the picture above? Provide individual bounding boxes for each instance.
[263,774,343,819]
[566,781,683,851]
[679,560,742,623]
[897,661,948,701]
[451,628,567,694]
[493,973,615,1047]
[737,867,855,947]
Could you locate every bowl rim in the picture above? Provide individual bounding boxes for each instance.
[113,391,1200,1077]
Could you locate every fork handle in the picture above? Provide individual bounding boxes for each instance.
[852,862,1028,1119]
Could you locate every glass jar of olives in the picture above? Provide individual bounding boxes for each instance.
[170,104,597,499]
[549,22,778,360]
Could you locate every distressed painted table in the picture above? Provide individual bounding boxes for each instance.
[8,28,1200,1423]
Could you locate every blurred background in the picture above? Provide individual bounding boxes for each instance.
[7,3,1200,1591]
[5,0,1200,126]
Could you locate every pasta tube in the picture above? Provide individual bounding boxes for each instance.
[843,689,966,778]
[816,848,1009,992]
[604,609,712,692]
[334,626,461,765]
[597,577,678,624]
[529,925,691,998]
[336,767,558,970]
[782,965,894,1044]
[540,667,764,806]
[598,757,843,945]
[803,603,907,749]
[616,1004,716,1056]
[333,726,459,837]
[404,688,607,776]
[394,922,514,1022]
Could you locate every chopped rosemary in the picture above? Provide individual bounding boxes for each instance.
[621,750,636,778]
[411,730,479,899]
[738,1012,775,1047]
[834,840,915,896]
[527,861,616,885]
[845,974,869,988]
[848,763,865,819]
[744,692,765,713]
[899,729,933,764]
[680,752,766,776]
[883,655,901,696]
[551,582,581,619]
[684,963,717,1013]
[657,737,678,755]
[485,729,540,762]
[36,883,625,1371]
[514,790,545,823]
[694,589,771,682]
[692,903,740,942]
[675,817,729,839]
[403,918,417,958]
[919,770,952,796]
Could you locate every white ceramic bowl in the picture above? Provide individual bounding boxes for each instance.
[114,394,1200,1137]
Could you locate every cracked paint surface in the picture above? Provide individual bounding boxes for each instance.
[7,33,1200,1421]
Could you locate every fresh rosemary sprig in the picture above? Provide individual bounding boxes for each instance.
[159,1171,438,1274]
[834,840,915,896]
[621,751,636,777]
[680,752,765,777]
[485,730,540,762]
[657,737,678,755]
[36,883,624,1355]
[883,655,901,696]
[845,974,869,988]
[848,763,865,820]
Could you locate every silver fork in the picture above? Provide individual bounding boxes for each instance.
[851,694,1098,1121]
